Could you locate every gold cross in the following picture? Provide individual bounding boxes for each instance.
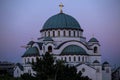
[59,3,64,13]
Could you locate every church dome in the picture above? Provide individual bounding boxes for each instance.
[22,47,40,57]
[88,37,99,42]
[60,45,88,55]
[41,13,83,31]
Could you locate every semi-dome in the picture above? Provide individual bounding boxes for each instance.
[60,45,88,55]
[88,37,99,42]
[41,13,83,31]
[93,60,100,63]
[22,47,40,57]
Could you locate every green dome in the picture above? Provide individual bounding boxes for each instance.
[60,45,88,55]
[88,37,99,42]
[22,47,40,57]
[41,13,83,31]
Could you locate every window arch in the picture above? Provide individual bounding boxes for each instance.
[58,31,60,36]
[28,58,30,63]
[94,46,98,53]
[73,31,76,37]
[45,32,46,37]
[48,31,50,37]
[64,57,67,62]
[24,58,26,64]
[78,56,80,61]
[74,56,76,61]
[77,31,79,37]
[69,57,71,61]
[85,56,87,62]
[63,31,66,36]
[32,58,34,63]
[48,46,52,52]
[53,31,55,37]
[82,56,84,62]
[69,31,71,37]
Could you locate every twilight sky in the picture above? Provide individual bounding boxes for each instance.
[0,0,120,67]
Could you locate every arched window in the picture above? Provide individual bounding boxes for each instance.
[24,58,26,64]
[58,31,60,36]
[82,56,84,62]
[45,32,46,37]
[85,56,87,62]
[94,47,98,53]
[28,58,30,63]
[64,57,67,62]
[74,56,76,61]
[48,46,52,52]
[78,56,80,61]
[77,31,79,37]
[69,57,71,61]
[63,31,66,36]
[53,31,55,37]
[48,31,50,37]
[32,58,34,63]
[73,31,76,37]
[69,31,71,37]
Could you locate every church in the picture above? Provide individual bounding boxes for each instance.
[14,4,111,80]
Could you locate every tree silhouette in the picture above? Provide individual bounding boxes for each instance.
[32,52,91,80]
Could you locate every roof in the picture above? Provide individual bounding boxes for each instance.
[22,47,40,57]
[43,37,53,41]
[60,45,88,55]
[41,13,83,31]
[36,42,43,50]
[27,41,35,45]
[16,63,23,71]
[103,61,109,64]
[55,40,92,50]
[93,60,100,63]
[88,37,99,42]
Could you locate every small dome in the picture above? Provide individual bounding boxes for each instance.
[88,37,99,42]
[60,45,88,55]
[22,47,39,57]
[103,61,109,64]
[93,60,100,63]
[41,13,83,31]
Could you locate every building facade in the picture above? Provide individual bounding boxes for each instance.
[0,61,15,76]
[14,5,111,80]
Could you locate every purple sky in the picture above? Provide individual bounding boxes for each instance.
[0,0,120,67]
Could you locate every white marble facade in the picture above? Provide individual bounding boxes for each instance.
[14,10,111,80]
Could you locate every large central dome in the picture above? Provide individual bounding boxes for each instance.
[41,13,83,31]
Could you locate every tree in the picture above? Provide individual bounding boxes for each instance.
[21,73,35,80]
[32,52,55,80]
[32,52,91,80]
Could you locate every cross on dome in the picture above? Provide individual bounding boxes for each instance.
[59,3,64,13]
